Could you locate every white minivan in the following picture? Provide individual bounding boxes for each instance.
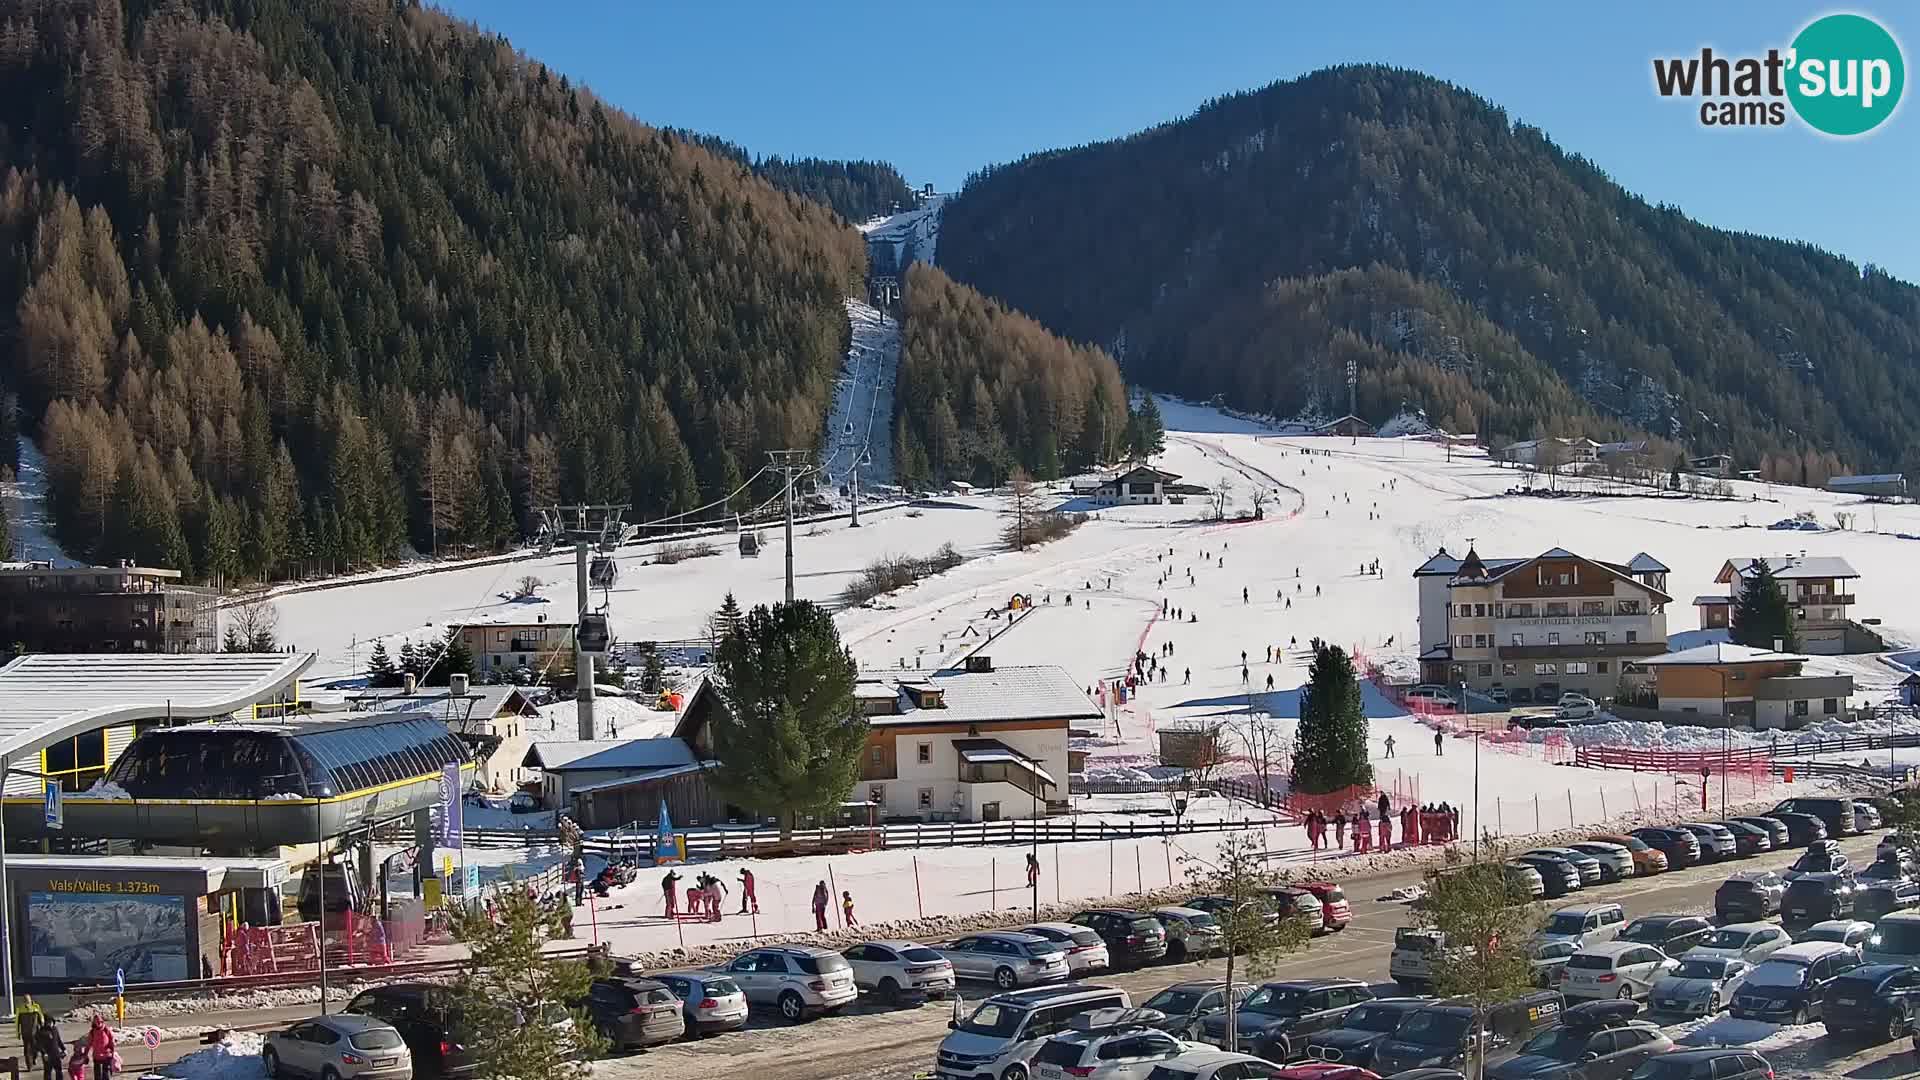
[935,985,1132,1080]
[1535,903,1626,948]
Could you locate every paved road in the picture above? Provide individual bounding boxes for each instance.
[598,833,1919,1080]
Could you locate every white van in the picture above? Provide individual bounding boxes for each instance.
[936,984,1132,1080]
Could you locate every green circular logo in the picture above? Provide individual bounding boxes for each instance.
[1787,13,1905,136]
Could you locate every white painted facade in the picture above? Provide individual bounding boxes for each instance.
[864,725,1068,821]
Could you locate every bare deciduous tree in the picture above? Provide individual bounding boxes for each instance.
[513,574,543,599]
[223,596,280,652]
[1211,477,1236,521]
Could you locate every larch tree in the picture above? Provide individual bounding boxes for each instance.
[708,600,865,839]
[1415,846,1542,1080]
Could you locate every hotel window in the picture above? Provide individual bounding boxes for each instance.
[1793,700,1809,717]
[1474,604,1487,617]
[1557,572,1572,585]
[1534,663,1558,675]
[1493,603,1504,618]
[1584,631,1607,645]
[917,743,931,764]
[1625,631,1638,643]
[918,788,933,808]
[1596,662,1610,674]
[1565,662,1589,675]
[1547,632,1561,645]
[1503,663,1518,676]
[1822,698,1838,715]
[870,746,883,765]
[1546,602,1570,617]
[1458,635,1473,648]
[496,630,507,643]
[1510,633,1524,647]
[1580,601,1606,616]
[1822,608,1837,621]
[1474,635,1489,648]
[1477,664,1493,677]
[1509,603,1535,617]
[1616,599,1642,615]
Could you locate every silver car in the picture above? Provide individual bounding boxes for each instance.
[719,945,859,1022]
[1151,907,1224,962]
[843,940,957,1003]
[939,931,1071,989]
[1559,942,1678,1002]
[264,1014,412,1080]
[1649,956,1750,1017]
[655,971,749,1035]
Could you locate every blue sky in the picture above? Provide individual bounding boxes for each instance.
[442,1,1917,282]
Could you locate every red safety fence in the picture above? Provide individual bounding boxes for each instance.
[226,906,426,976]
[1572,744,1775,778]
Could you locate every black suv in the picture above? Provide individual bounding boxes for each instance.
[1629,1048,1772,1080]
[1196,977,1373,1061]
[1487,1000,1672,1080]
[1767,811,1829,847]
[1371,991,1563,1075]
[1819,963,1920,1042]
[1067,908,1169,968]
[1781,872,1857,931]
[1715,874,1783,922]
[1298,996,1430,1065]
[1618,915,1713,956]
[1630,828,1700,870]
[1771,797,1856,838]
[1731,816,1791,849]
[1731,942,1862,1023]
[343,982,475,1079]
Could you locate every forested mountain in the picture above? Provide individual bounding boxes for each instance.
[941,65,1920,481]
[0,0,875,580]
[668,131,915,223]
[892,262,1128,488]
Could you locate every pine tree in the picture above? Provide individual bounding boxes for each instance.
[1129,394,1166,458]
[1290,643,1372,793]
[399,639,423,680]
[708,591,744,647]
[448,885,605,1080]
[708,600,865,839]
[427,628,475,686]
[367,640,400,688]
[1730,561,1796,651]
[640,646,666,695]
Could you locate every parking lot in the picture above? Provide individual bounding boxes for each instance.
[593,831,1917,1080]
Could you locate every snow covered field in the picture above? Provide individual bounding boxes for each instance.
[2,434,80,565]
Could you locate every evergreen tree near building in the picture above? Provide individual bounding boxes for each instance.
[367,640,401,688]
[707,591,744,648]
[1290,643,1373,793]
[1127,395,1166,459]
[427,628,476,686]
[449,884,605,1080]
[708,600,865,839]
[399,639,423,681]
[1730,561,1797,651]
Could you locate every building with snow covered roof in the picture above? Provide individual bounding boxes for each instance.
[1089,465,1182,506]
[523,736,702,811]
[1315,415,1375,438]
[348,675,540,789]
[1826,473,1908,499]
[1637,642,1852,728]
[1414,546,1671,702]
[1708,555,1863,654]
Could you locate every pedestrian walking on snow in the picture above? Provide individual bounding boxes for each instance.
[738,868,759,915]
[842,890,859,927]
[1434,730,1444,756]
[661,869,683,917]
[812,880,831,931]
[1333,813,1347,849]
[1027,853,1040,889]
[1384,734,1396,758]
[1265,673,1274,691]
[1184,668,1191,684]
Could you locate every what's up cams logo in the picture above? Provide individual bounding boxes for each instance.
[1653,12,1905,135]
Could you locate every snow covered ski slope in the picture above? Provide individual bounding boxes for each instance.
[817,298,899,495]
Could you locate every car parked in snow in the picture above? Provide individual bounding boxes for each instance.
[1565,842,1635,882]
[843,940,957,1003]
[1728,941,1862,1024]
[1535,903,1626,949]
[1714,871,1786,922]
[939,932,1072,990]
[1683,923,1790,966]
[720,945,859,1021]
[1648,957,1750,1018]
[1558,943,1678,1003]
[1676,823,1738,862]
[1139,980,1253,1040]
[1031,1010,1201,1080]
[1020,922,1113,974]
[1150,908,1224,962]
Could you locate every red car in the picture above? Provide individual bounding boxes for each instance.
[1272,1066,1380,1080]
[1301,881,1352,932]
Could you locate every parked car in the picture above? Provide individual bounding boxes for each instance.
[1299,882,1353,932]
[1558,942,1677,1002]
[1819,962,1920,1042]
[1770,797,1857,838]
[1627,1048,1772,1080]
[1504,862,1548,900]
[1852,800,1883,833]
[1486,1000,1671,1080]
[1150,908,1224,963]
[1406,685,1459,708]
[1140,981,1253,1040]
[722,945,860,1021]
[1390,928,1453,990]
[1617,916,1714,957]
[1565,842,1635,882]
[1714,871,1786,921]
[1780,873,1858,932]
[1523,848,1602,885]
[1183,895,1246,921]
[1021,922,1113,974]
[1531,941,1578,988]
[340,983,473,1080]
[1865,910,1920,967]
[1684,924,1790,965]
[1676,824,1738,862]
[939,932,1072,990]
[1588,833,1667,875]
[1765,811,1829,847]
[1488,687,1511,706]
[1143,1050,1293,1080]
[1258,889,1328,935]
[1856,876,1920,922]
[1880,832,1914,861]
[1718,819,1772,856]
[653,971,749,1036]
[1298,998,1432,1065]
[264,1014,412,1080]
[1629,828,1700,870]
[582,976,687,1050]
[1784,839,1850,878]
[1031,1010,1198,1080]
[1511,854,1583,898]
[1069,909,1171,968]
[1535,903,1627,948]
[1648,957,1750,1017]
[1798,919,1874,954]
[936,984,1131,1080]
[1197,979,1374,1062]
[1729,816,1792,850]
[1369,991,1564,1075]
[1555,695,1599,722]
[1730,941,1864,1023]
[843,940,957,1003]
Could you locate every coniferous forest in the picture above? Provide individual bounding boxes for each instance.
[940,65,1920,481]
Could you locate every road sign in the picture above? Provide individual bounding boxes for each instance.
[116,967,125,995]
[464,862,479,896]
[44,780,62,830]
[142,1027,161,1050]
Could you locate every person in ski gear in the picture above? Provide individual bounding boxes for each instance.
[812,880,831,931]
[738,868,759,914]
[661,869,683,917]
[1384,734,1396,758]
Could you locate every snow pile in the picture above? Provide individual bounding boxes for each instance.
[260,792,306,801]
[1537,710,1920,751]
[83,779,134,800]
[152,1031,265,1080]
[1674,1014,1825,1052]
[1374,412,1435,438]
